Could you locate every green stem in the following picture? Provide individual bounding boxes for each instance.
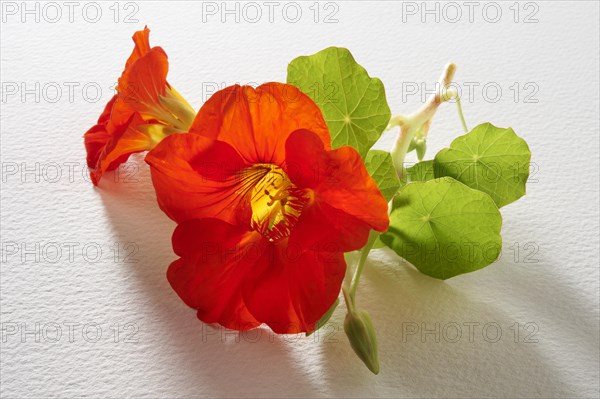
[342,285,354,313]
[390,124,416,180]
[389,63,458,178]
[455,94,468,133]
[349,230,379,300]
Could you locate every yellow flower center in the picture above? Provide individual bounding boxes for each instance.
[239,164,311,242]
[130,85,196,148]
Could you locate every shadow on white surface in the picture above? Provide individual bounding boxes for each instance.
[94,156,590,398]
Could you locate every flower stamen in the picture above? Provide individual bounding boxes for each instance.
[240,164,308,242]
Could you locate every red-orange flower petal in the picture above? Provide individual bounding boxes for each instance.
[189,83,331,165]
[109,46,169,129]
[86,47,171,184]
[84,94,118,168]
[89,113,150,185]
[168,218,345,334]
[84,27,194,185]
[125,26,152,69]
[169,219,261,331]
[284,129,389,251]
[145,133,251,225]
[241,241,345,334]
[84,27,155,173]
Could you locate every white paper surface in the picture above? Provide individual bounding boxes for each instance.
[1,1,599,397]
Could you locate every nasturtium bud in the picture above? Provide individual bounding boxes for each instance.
[407,138,417,153]
[415,138,427,161]
[344,309,380,374]
[407,135,427,161]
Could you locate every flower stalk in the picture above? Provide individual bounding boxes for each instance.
[349,230,379,300]
[388,63,460,179]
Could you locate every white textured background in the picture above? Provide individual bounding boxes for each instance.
[1,1,599,398]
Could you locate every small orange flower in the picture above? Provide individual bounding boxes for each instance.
[84,27,195,185]
[146,83,389,333]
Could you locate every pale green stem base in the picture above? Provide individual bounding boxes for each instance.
[348,230,380,301]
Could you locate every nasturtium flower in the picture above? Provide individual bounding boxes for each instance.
[84,27,195,185]
[146,83,389,334]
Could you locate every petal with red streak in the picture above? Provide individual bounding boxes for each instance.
[284,129,389,251]
[145,133,253,225]
[189,83,331,166]
[111,47,169,128]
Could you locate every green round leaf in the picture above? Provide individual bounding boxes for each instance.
[381,177,502,280]
[434,123,531,207]
[287,47,391,158]
[407,160,435,182]
[365,150,401,201]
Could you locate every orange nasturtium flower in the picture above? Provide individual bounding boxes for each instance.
[145,83,389,334]
[84,27,195,185]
